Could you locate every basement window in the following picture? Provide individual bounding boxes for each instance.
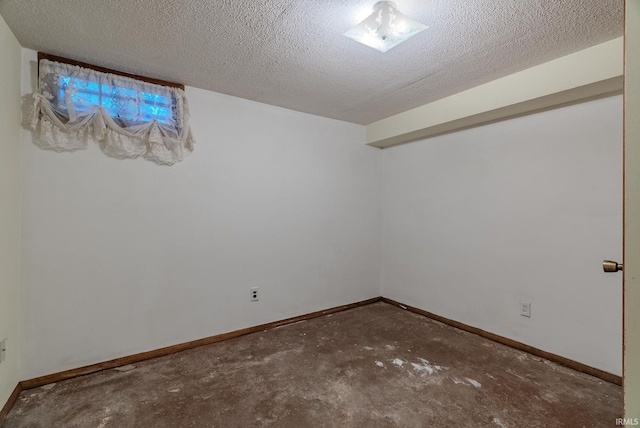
[27,53,195,166]
[54,75,175,127]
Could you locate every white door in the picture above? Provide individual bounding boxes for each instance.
[625,0,640,419]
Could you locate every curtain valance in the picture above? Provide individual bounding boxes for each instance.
[26,59,195,166]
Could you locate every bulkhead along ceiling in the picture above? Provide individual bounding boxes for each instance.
[0,0,623,125]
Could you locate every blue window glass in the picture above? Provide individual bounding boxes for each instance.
[55,76,175,127]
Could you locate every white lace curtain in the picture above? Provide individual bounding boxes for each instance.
[26,59,195,166]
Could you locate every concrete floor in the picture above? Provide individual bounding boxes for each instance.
[5,302,621,427]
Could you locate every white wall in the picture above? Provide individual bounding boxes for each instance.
[381,95,623,375]
[0,15,23,407]
[20,49,381,379]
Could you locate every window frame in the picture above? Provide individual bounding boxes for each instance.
[37,52,184,91]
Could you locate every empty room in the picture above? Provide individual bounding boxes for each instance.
[1,1,639,427]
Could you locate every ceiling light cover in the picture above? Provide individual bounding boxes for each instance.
[344,1,427,52]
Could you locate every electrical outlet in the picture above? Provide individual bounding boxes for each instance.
[250,287,259,302]
[0,338,6,363]
[520,301,531,318]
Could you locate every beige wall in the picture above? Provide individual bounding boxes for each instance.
[366,38,623,148]
[0,14,23,408]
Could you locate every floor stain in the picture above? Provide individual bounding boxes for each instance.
[4,302,622,428]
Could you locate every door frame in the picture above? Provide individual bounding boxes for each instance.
[624,0,640,420]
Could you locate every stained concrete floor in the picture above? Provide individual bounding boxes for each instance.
[5,302,621,428]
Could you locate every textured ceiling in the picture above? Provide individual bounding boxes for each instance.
[0,0,623,125]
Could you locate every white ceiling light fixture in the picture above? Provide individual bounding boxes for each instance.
[344,1,427,53]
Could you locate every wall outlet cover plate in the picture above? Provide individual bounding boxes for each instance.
[520,301,532,318]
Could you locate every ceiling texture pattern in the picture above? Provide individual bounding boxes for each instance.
[0,0,623,124]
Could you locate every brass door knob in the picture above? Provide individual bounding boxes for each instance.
[603,260,623,272]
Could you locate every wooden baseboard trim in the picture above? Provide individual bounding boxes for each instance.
[0,383,22,427]
[19,295,618,395]
[381,297,622,386]
[20,296,382,390]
